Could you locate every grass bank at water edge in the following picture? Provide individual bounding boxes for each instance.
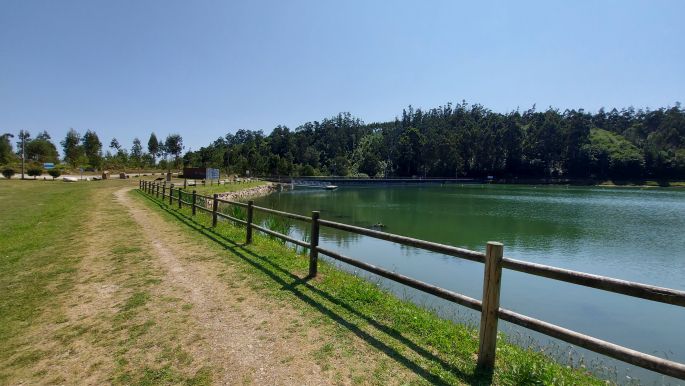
[135,187,609,385]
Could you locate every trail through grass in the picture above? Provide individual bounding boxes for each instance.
[0,179,613,385]
[135,186,607,385]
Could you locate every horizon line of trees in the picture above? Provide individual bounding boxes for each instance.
[3,101,684,180]
[182,101,685,180]
[0,129,184,174]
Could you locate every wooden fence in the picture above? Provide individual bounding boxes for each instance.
[139,180,685,379]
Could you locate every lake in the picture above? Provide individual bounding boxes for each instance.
[252,184,685,385]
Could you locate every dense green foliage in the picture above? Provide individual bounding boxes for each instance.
[3,102,684,180]
[147,133,160,164]
[163,134,183,168]
[588,129,644,178]
[1,128,182,173]
[47,169,61,179]
[0,134,13,164]
[60,128,83,168]
[83,130,103,169]
[26,167,43,178]
[183,102,685,180]
[2,168,15,179]
[24,131,59,164]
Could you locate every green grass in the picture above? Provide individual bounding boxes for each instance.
[135,187,607,385]
[0,180,212,385]
[0,180,94,371]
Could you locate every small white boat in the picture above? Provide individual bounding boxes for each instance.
[63,177,78,182]
[324,185,338,190]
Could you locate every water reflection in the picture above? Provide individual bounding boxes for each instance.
[253,184,685,384]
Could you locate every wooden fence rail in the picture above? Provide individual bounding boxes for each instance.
[139,181,685,379]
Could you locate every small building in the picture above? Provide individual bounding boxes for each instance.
[183,167,220,180]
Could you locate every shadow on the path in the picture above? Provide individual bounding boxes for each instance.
[136,191,491,386]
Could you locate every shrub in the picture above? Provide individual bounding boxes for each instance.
[2,168,15,179]
[27,167,43,179]
[48,169,62,180]
[300,164,316,176]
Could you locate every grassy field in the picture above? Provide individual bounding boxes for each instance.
[1,179,608,385]
[135,185,607,385]
[0,180,93,372]
[0,180,212,385]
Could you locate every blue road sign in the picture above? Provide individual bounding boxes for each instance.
[43,163,55,169]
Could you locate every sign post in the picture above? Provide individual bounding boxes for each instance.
[206,168,219,181]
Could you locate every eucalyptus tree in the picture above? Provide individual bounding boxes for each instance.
[61,129,83,168]
[147,133,160,165]
[82,130,103,169]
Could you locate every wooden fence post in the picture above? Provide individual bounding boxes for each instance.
[192,190,197,215]
[308,211,320,277]
[212,194,218,227]
[140,180,143,189]
[162,183,166,200]
[178,188,182,209]
[246,200,254,244]
[477,241,504,371]
[156,183,160,198]
[169,184,174,205]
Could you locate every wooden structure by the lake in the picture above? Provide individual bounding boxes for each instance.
[140,180,685,380]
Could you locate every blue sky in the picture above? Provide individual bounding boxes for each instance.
[1,0,684,154]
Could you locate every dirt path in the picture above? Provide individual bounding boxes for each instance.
[4,184,414,385]
[113,187,332,385]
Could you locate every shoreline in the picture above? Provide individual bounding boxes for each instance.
[263,176,685,188]
[135,183,608,385]
[214,182,278,201]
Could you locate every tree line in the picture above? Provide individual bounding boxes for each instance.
[0,129,184,174]
[3,101,684,180]
[183,102,685,180]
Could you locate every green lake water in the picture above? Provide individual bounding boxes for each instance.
[252,184,685,384]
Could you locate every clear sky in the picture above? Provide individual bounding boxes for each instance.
[1,0,684,154]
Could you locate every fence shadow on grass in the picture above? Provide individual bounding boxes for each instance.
[137,191,491,385]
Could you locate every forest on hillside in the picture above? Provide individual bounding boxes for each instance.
[3,102,684,180]
[183,102,685,180]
